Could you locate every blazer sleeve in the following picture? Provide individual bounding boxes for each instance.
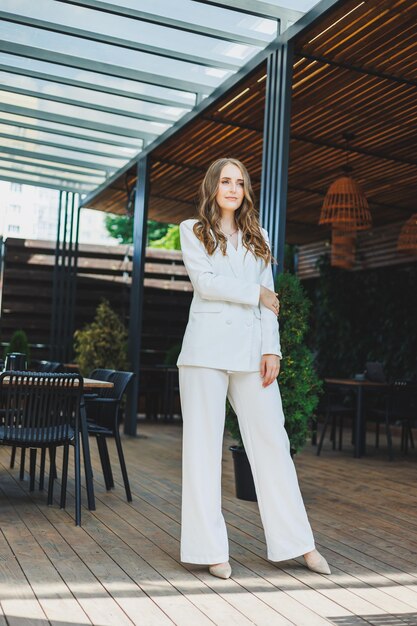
[179,220,261,306]
[260,228,282,359]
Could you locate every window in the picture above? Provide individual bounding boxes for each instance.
[8,224,20,233]
[11,183,22,193]
[9,204,21,214]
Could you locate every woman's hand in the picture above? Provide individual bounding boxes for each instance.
[260,285,280,316]
[260,354,281,387]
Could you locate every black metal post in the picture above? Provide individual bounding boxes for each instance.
[50,190,80,363]
[259,42,294,278]
[125,156,150,436]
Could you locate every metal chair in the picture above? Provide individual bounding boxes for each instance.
[316,384,355,455]
[368,380,417,460]
[83,370,134,501]
[0,371,84,525]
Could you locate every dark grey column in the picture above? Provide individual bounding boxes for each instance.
[50,191,80,363]
[259,42,294,278]
[125,155,150,436]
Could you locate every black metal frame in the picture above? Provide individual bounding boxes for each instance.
[125,156,150,436]
[259,43,294,276]
[50,190,80,363]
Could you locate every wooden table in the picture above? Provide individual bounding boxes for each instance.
[1,373,113,511]
[324,378,389,458]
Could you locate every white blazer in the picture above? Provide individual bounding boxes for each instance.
[176,219,282,371]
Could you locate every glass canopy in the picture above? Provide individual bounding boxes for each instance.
[0,0,320,193]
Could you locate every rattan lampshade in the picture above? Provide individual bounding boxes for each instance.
[331,228,357,269]
[319,176,372,231]
[397,213,417,254]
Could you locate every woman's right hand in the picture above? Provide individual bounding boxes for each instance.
[260,285,280,316]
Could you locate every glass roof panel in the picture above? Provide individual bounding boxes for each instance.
[0,135,125,170]
[0,72,186,122]
[0,151,106,176]
[0,112,144,148]
[0,159,105,184]
[0,91,170,135]
[0,23,233,89]
[0,0,319,193]
[0,122,138,159]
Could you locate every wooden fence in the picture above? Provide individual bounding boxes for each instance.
[0,237,192,363]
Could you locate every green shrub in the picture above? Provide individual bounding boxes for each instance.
[151,224,181,250]
[4,330,31,363]
[73,299,129,377]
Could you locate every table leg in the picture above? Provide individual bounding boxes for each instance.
[354,385,365,458]
[80,396,96,510]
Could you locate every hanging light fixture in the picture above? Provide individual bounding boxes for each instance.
[397,213,417,254]
[319,132,372,232]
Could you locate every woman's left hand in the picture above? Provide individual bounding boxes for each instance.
[260,354,281,387]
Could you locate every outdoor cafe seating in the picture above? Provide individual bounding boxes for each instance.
[0,360,135,525]
[316,361,417,460]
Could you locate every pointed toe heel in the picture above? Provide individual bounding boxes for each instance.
[303,550,331,575]
[208,562,232,579]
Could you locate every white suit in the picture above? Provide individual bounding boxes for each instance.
[177,218,316,564]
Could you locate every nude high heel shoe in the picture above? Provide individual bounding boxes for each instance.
[303,549,331,575]
[208,562,232,579]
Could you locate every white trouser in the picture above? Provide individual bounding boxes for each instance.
[178,365,316,564]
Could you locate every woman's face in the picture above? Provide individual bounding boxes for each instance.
[215,163,245,214]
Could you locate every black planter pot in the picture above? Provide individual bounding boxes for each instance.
[229,445,257,501]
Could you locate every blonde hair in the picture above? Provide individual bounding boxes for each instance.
[192,157,275,266]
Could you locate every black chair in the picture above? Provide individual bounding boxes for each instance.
[368,380,417,460]
[83,370,134,501]
[0,371,84,525]
[9,357,64,476]
[316,384,355,455]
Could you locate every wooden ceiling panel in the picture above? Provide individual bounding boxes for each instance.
[85,0,417,245]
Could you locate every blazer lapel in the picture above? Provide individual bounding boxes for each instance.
[226,230,243,278]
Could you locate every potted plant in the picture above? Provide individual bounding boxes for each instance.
[3,329,31,368]
[73,299,129,376]
[226,271,322,500]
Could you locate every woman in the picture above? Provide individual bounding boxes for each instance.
[176,157,331,579]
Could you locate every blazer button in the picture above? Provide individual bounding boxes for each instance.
[246,320,252,327]
[226,319,232,325]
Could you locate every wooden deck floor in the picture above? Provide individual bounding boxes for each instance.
[0,420,416,626]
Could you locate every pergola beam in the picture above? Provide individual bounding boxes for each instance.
[0,103,158,142]
[298,52,417,89]
[0,172,94,193]
[191,0,302,22]
[81,0,344,209]
[0,152,105,178]
[0,129,135,161]
[0,116,143,150]
[0,82,180,125]
[0,63,195,109]
[0,145,119,173]
[0,11,241,71]
[54,0,272,47]
[0,42,215,94]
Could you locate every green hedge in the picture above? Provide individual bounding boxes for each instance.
[304,254,417,381]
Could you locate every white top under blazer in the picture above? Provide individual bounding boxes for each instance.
[176,219,282,372]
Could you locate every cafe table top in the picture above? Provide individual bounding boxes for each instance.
[0,374,113,389]
[324,377,388,388]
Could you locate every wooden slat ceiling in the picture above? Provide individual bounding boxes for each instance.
[85,0,417,245]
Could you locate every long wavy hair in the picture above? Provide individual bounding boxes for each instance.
[192,157,276,267]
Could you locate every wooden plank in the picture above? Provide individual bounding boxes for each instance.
[1,420,417,626]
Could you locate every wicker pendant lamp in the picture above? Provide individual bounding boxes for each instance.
[397,213,417,254]
[319,132,372,232]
